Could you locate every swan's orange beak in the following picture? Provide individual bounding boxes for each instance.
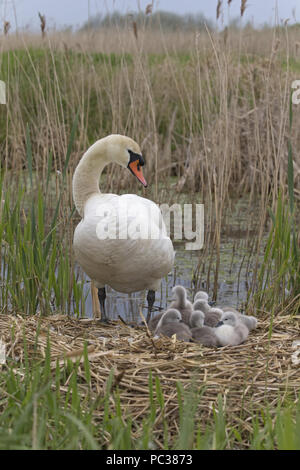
[128,160,148,187]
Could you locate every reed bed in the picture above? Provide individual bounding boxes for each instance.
[1,310,299,449]
[1,23,299,307]
[1,25,300,200]
[1,9,300,449]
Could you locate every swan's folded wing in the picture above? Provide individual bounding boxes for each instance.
[73,193,175,292]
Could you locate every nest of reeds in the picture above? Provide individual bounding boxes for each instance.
[1,311,299,448]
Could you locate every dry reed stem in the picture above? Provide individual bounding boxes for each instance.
[1,312,299,448]
[133,21,138,40]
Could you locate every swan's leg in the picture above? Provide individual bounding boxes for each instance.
[146,290,155,323]
[98,287,107,322]
[91,281,101,318]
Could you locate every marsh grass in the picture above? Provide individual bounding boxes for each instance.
[0,115,86,317]
[0,344,98,449]
[252,97,300,312]
[254,192,299,310]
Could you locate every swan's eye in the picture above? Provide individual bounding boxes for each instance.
[128,149,145,166]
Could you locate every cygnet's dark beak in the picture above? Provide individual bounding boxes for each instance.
[208,300,216,307]
[216,321,224,327]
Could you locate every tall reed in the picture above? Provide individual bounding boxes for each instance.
[0,117,86,316]
[0,21,299,311]
[252,94,300,312]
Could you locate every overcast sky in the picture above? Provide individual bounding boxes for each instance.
[0,0,299,31]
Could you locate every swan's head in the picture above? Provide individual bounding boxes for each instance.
[216,311,238,327]
[104,134,147,187]
[190,310,205,328]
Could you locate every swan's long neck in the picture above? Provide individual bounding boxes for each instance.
[73,140,110,216]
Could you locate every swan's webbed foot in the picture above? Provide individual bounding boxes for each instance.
[146,290,155,323]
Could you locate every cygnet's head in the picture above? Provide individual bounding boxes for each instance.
[193,299,210,313]
[161,308,182,325]
[190,310,205,328]
[194,290,209,302]
[216,311,238,327]
[210,307,223,316]
[172,285,188,301]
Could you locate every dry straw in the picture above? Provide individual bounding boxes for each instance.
[1,312,299,448]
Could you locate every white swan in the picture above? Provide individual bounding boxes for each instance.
[72,134,175,321]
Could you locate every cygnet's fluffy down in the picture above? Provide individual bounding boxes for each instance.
[222,307,257,331]
[169,285,193,325]
[148,311,164,332]
[240,315,257,331]
[194,290,209,302]
[192,300,223,327]
[215,312,249,346]
[154,308,192,342]
[190,311,219,347]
